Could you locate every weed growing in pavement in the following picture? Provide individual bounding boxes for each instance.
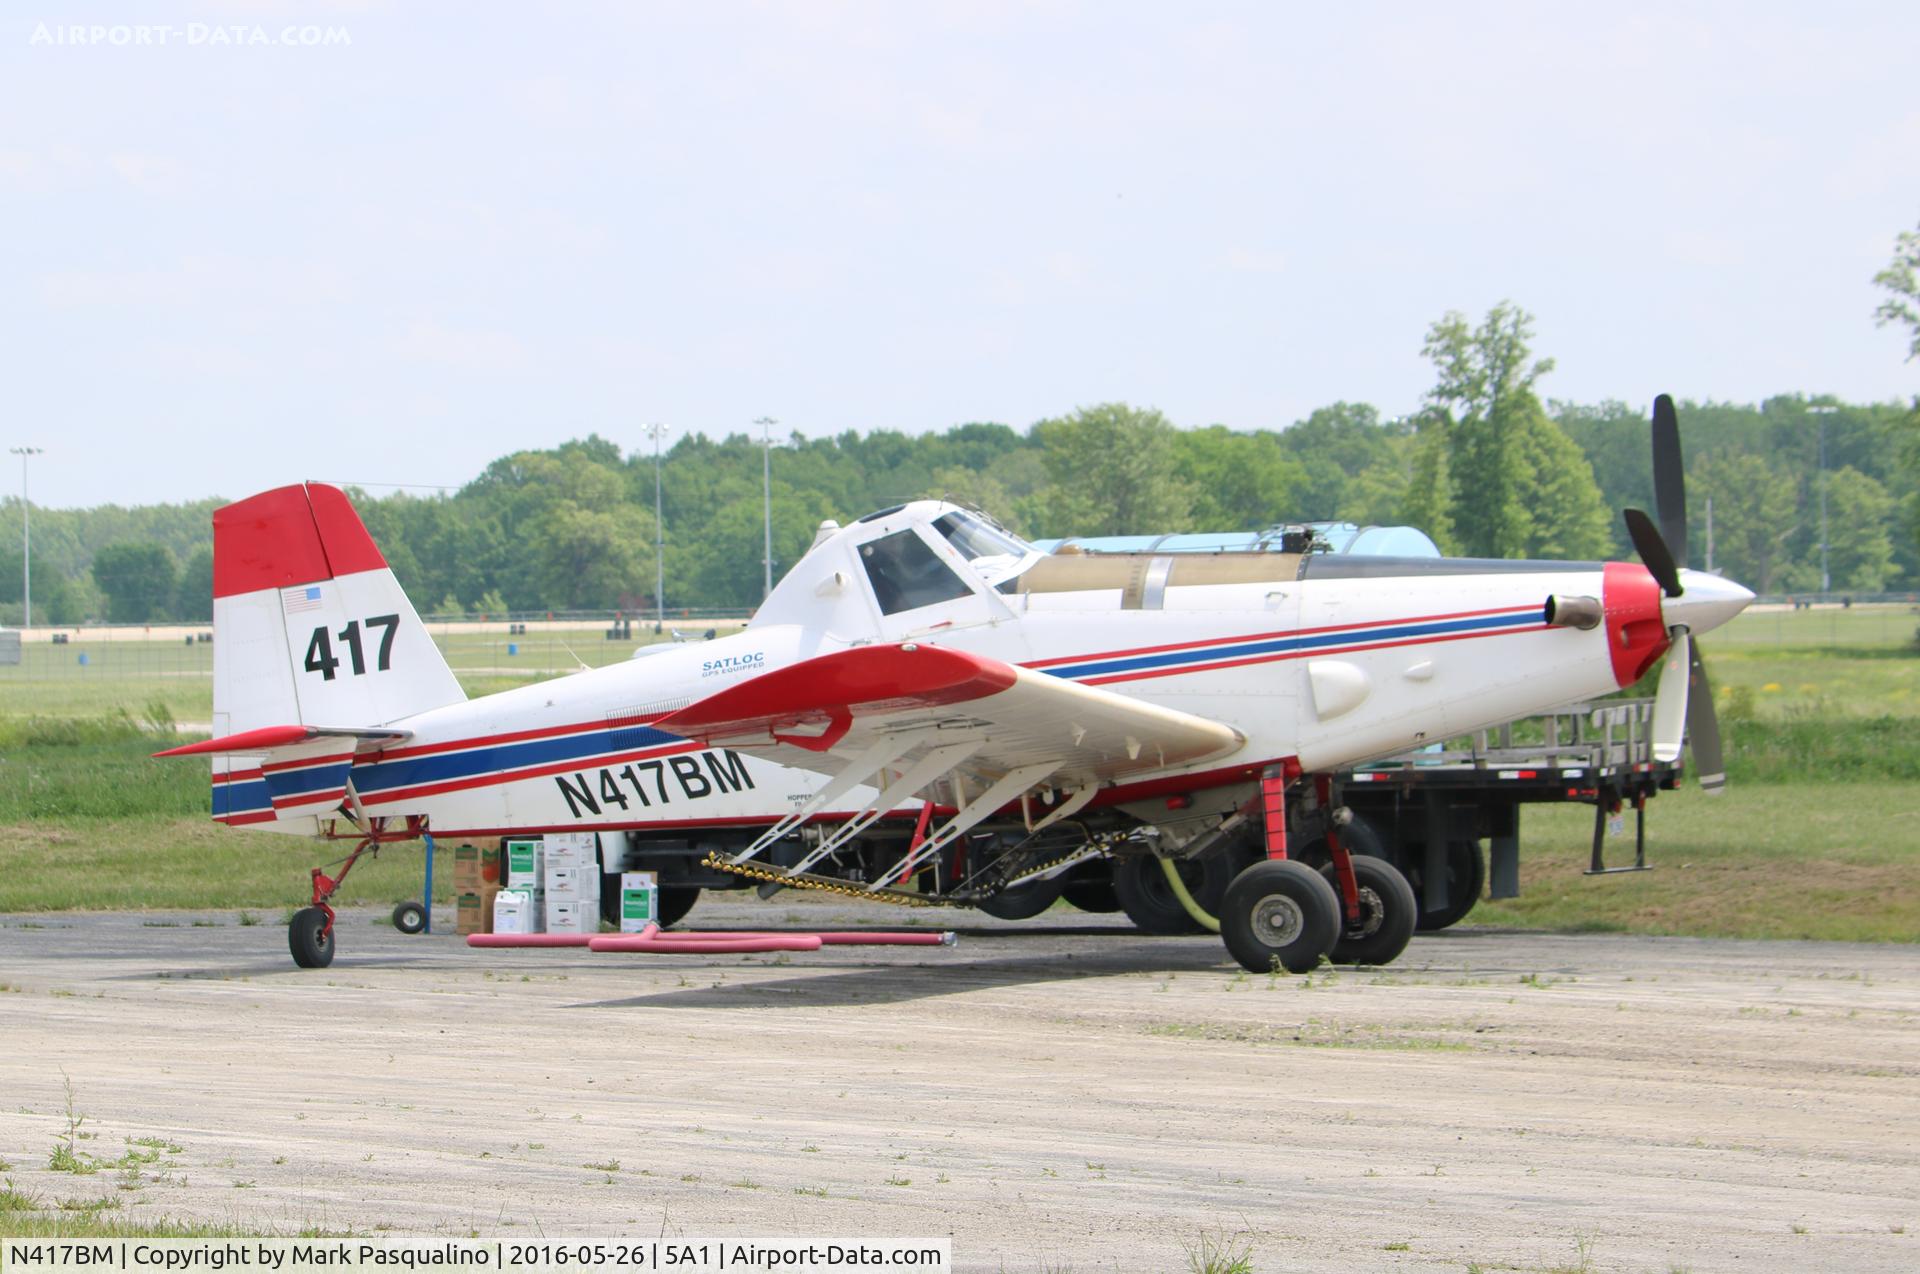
[1181,1228,1254,1274]
[582,1160,619,1174]
[1,1179,38,1212]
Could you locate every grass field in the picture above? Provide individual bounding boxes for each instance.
[1,610,1915,939]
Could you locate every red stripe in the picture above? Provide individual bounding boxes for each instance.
[217,810,280,826]
[372,714,666,762]
[272,789,346,811]
[1022,604,1541,670]
[1081,623,1555,685]
[210,767,266,785]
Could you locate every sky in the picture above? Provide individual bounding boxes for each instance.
[3,1,1918,510]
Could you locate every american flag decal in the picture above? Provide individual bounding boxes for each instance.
[282,585,324,613]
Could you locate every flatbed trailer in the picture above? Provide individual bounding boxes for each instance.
[1325,696,1681,930]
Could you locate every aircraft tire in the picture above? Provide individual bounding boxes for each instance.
[1322,855,1417,966]
[1408,840,1486,932]
[1113,853,1232,934]
[289,907,335,969]
[391,901,427,935]
[1220,859,1340,975]
[976,874,1065,920]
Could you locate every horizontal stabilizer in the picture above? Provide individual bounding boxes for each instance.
[153,723,410,759]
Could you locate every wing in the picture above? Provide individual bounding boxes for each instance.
[655,642,1243,785]
[656,643,1246,883]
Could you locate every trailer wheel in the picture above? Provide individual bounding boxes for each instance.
[1220,859,1340,974]
[1061,879,1121,913]
[289,907,335,969]
[1114,853,1232,934]
[390,901,427,935]
[1322,856,1416,966]
[1409,840,1486,932]
[977,874,1065,920]
[655,886,701,929]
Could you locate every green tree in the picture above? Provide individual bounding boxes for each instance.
[1398,415,1456,553]
[1029,403,1196,537]
[91,541,178,623]
[1874,219,1920,362]
[1693,453,1798,592]
[174,545,214,622]
[1821,466,1896,592]
[1171,427,1305,530]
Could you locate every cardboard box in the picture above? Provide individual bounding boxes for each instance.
[544,863,601,900]
[452,843,503,891]
[544,896,598,936]
[456,884,501,935]
[542,831,597,868]
[504,838,544,889]
[619,871,658,932]
[491,889,543,935]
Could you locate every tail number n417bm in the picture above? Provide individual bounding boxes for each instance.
[555,750,754,818]
[303,614,400,680]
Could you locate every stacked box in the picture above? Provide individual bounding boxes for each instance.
[452,843,504,891]
[619,872,659,932]
[543,896,597,935]
[504,838,545,889]
[456,887,500,935]
[492,889,542,935]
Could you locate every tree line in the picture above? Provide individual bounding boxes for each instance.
[5,302,1916,625]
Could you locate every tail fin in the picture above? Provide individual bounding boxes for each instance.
[202,483,464,830]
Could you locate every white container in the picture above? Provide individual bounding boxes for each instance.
[619,872,659,933]
[544,863,601,900]
[544,897,598,936]
[492,889,544,935]
[542,831,597,868]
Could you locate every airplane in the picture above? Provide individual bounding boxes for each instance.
[159,396,1752,974]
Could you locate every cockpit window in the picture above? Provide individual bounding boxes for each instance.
[859,529,974,615]
[932,511,1030,562]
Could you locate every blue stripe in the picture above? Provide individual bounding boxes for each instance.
[350,723,680,795]
[1047,611,1540,681]
[212,778,272,817]
[263,761,351,802]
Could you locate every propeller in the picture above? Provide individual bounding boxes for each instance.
[1623,394,1729,795]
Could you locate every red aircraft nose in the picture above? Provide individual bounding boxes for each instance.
[1601,561,1670,687]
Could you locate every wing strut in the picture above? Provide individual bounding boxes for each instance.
[728,734,920,866]
[783,741,982,877]
[872,761,1060,888]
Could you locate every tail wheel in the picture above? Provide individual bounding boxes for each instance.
[1321,856,1416,966]
[289,907,335,969]
[1113,852,1235,935]
[1409,840,1487,932]
[976,873,1065,920]
[391,901,427,935]
[1220,860,1340,974]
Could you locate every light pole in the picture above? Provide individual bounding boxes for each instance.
[9,446,41,628]
[753,417,778,598]
[642,423,671,632]
[1808,405,1836,594]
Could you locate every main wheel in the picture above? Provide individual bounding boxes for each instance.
[1321,856,1417,966]
[1113,853,1235,934]
[1408,839,1487,932]
[391,901,427,935]
[289,907,335,969]
[1220,860,1340,974]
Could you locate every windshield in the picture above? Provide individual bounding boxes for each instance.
[931,510,1041,586]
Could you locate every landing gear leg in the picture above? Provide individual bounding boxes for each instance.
[1220,766,1339,973]
[289,837,380,969]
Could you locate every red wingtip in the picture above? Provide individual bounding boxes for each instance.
[210,483,388,600]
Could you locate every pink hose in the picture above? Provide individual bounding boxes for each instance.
[466,933,595,948]
[470,926,958,954]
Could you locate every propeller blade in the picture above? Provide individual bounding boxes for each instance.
[1624,508,1684,597]
[1651,393,1688,568]
[1686,637,1727,796]
[1650,628,1691,764]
